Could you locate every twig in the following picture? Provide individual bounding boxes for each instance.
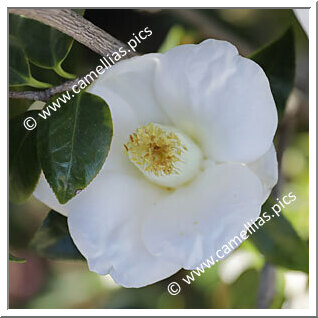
[9,78,81,102]
[9,9,136,58]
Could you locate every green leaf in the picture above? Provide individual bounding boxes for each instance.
[30,210,84,260]
[9,98,33,119]
[229,269,260,309]
[9,110,41,203]
[10,14,75,79]
[250,201,309,273]
[9,35,51,88]
[37,91,113,204]
[158,25,186,53]
[9,253,26,263]
[250,28,295,117]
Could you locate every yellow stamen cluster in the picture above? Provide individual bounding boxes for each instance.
[124,123,187,176]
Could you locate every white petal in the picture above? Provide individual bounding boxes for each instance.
[294,9,309,36]
[33,173,69,216]
[154,39,278,163]
[86,56,166,175]
[34,55,168,212]
[67,171,180,287]
[89,53,169,128]
[84,53,172,175]
[248,144,278,203]
[32,90,139,214]
[142,160,264,269]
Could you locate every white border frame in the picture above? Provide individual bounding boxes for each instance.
[3,1,316,316]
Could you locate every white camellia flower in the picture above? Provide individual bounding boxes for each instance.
[34,39,278,287]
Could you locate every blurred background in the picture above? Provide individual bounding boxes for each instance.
[9,8,309,309]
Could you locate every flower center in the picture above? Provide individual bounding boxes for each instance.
[124,123,202,188]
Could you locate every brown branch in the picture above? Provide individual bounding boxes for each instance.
[9,77,81,102]
[9,9,138,101]
[9,9,136,58]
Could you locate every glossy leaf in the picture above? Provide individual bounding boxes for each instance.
[9,14,75,79]
[250,28,295,117]
[37,92,113,204]
[9,253,26,263]
[9,111,41,203]
[9,35,51,88]
[30,210,84,260]
[9,98,33,119]
[250,201,309,273]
